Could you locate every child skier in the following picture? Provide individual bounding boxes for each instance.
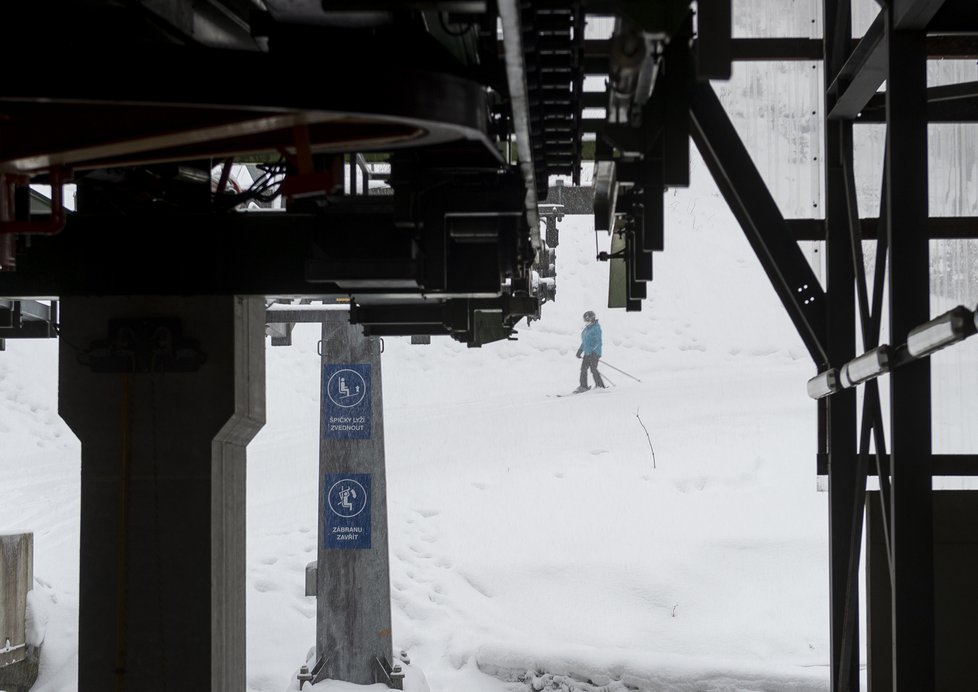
[575,310,606,393]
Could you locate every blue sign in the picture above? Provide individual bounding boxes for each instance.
[323,364,371,440]
[324,473,372,550]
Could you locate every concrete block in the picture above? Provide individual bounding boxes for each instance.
[305,562,317,597]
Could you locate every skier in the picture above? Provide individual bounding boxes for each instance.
[575,310,606,393]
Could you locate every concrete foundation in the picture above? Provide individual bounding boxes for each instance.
[316,319,394,685]
[58,296,265,692]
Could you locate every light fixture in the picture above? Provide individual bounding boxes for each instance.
[906,306,977,358]
[807,368,841,399]
[840,345,892,387]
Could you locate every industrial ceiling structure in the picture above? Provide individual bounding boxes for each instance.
[2,1,978,690]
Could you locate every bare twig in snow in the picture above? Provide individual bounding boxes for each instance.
[635,409,656,469]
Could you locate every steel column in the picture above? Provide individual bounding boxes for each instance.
[886,13,935,690]
[823,2,859,689]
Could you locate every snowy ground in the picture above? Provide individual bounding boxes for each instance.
[0,155,843,691]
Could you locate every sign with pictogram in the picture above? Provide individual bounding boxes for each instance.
[323,364,371,439]
[324,473,372,549]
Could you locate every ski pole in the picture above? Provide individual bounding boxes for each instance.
[600,360,642,383]
[597,370,616,387]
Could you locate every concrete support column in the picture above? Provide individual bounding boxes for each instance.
[58,296,265,692]
[316,319,393,685]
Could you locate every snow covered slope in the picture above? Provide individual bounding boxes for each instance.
[2,154,829,692]
[246,154,829,692]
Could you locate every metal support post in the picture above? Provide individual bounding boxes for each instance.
[886,13,934,690]
[823,3,859,690]
[316,318,396,686]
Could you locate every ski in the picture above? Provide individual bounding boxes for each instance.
[549,386,612,398]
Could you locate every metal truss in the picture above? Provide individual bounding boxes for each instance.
[591,2,975,689]
[820,1,978,690]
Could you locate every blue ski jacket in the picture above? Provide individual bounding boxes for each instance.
[580,321,602,357]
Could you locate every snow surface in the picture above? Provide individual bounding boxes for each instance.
[1,153,840,692]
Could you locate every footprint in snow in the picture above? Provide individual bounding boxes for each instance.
[590,449,609,456]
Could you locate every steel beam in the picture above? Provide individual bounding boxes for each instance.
[786,217,978,240]
[929,0,978,32]
[694,0,731,79]
[689,82,828,366]
[731,38,823,61]
[817,454,978,476]
[662,17,690,187]
[828,2,965,120]
[827,12,886,120]
[729,36,977,62]
[859,81,978,123]
[894,0,949,29]
[886,15,935,689]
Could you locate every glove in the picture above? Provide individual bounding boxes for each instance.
[576,349,582,359]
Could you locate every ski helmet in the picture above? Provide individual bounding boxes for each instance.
[583,310,596,323]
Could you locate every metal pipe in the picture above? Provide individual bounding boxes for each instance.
[497,0,541,255]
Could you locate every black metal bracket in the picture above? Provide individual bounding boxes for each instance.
[0,299,58,340]
[374,656,405,690]
[307,656,330,686]
[77,318,206,374]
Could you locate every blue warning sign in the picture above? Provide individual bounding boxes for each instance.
[323,364,371,440]
[324,473,372,550]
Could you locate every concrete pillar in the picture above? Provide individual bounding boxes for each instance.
[317,319,394,685]
[58,296,265,692]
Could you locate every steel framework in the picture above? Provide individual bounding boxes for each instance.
[1,1,978,689]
